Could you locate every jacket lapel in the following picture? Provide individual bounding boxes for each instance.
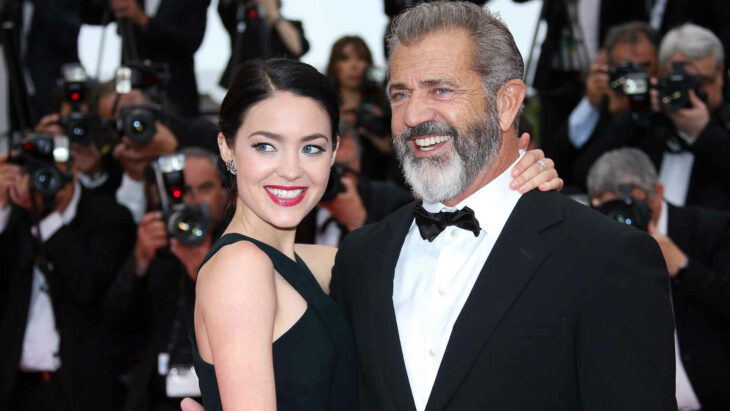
[425,191,562,411]
[368,203,419,411]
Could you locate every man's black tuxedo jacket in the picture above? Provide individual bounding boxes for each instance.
[331,190,676,410]
[0,190,135,410]
[667,203,730,409]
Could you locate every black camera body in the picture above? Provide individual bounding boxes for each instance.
[320,163,349,203]
[354,103,389,137]
[595,184,652,231]
[58,111,93,145]
[111,105,160,144]
[656,62,704,111]
[11,134,72,198]
[152,154,209,247]
[608,61,651,111]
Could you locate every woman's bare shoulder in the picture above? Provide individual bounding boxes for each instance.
[197,240,275,297]
[294,244,337,294]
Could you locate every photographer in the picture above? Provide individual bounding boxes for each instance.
[296,121,413,246]
[0,137,135,410]
[217,0,309,88]
[103,147,226,411]
[325,36,400,184]
[553,22,659,191]
[575,23,730,212]
[587,147,730,410]
[94,81,218,222]
[84,0,209,117]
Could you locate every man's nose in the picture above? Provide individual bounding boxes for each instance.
[403,92,436,128]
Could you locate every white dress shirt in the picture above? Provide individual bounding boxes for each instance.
[393,154,523,411]
[115,173,146,224]
[0,182,82,372]
[568,96,601,149]
[659,133,695,207]
[657,201,702,411]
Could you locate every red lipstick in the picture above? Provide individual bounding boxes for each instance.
[264,185,308,207]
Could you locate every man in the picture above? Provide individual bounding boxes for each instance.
[574,23,730,212]
[553,21,659,191]
[331,2,675,410]
[588,147,730,410]
[0,139,135,410]
[104,147,226,411]
[512,0,647,160]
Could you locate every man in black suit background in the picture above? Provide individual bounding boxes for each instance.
[588,147,730,410]
[0,139,135,410]
[331,2,675,410]
[574,23,730,212]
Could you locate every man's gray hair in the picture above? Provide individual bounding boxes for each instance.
[587,148,657,198]
[604,22,658,65]
[180,146,219,169]
[658,23,725,69]
[386,1,524,97]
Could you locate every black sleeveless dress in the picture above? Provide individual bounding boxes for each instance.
[191,233,357,410]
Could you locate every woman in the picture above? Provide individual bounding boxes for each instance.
[190,58,561,410]
[325,36,396,183]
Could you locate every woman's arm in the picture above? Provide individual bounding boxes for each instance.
[196,241,278,410]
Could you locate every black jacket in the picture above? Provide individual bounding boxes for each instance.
[667,203,730,410]
[332,190,676,410]
[0,188,135,411]
[574,104,730,211]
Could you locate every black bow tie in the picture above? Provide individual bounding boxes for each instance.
[413,204,481,242]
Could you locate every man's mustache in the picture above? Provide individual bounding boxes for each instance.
[398,121,458,140]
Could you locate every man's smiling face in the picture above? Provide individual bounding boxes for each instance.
[388,28,501,203]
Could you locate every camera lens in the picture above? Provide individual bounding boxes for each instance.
[167,205,207,246]
[122,107,156,144]
[33,167,64,197]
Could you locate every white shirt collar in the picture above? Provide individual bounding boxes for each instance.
[421,151,524,237]
[62,182,82,225]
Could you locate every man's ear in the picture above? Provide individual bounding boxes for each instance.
[218,132,233,162]
[496,79,527,133]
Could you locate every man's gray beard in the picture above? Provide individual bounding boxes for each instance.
[393,107,501,204]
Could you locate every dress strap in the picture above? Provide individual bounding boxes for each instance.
[199,233,323,304]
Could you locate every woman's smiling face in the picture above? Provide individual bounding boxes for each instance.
[226,91,336,229]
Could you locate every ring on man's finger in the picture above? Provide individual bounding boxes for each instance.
[536,159,547,171]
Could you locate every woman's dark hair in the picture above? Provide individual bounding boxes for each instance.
[324,36,374,91]
[219,58,340,150]
[218,58,340,205]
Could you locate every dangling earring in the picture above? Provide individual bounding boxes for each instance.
[225,159,238,175]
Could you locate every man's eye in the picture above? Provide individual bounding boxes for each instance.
[435,88,451,95]
[253,143,274,152]
[391,92,408,101]
[303,145,324,154]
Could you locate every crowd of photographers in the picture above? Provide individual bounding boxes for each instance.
[0,0,729,410]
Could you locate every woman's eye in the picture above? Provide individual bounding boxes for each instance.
[302,145,325,154]
[253,143,274,152]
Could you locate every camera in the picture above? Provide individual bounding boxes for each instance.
[354,103,389,137]
[152,154,209,247]
[594,184,652,231]
[320,163,348,202]
[57,64,95,145]
[656,62,704,111]
[114,61,170,94]
[608,61,651,111]
[110,105,160,144]
[11,133,72,198]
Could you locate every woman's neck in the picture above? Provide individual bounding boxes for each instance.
[224,198,298,259]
